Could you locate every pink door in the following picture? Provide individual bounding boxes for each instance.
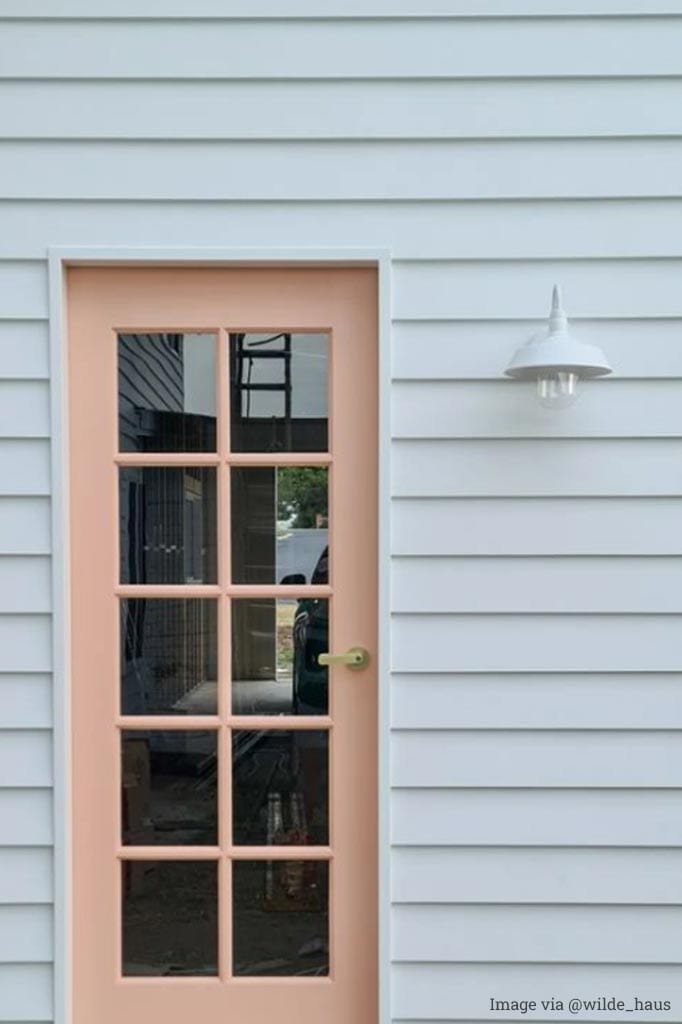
[67,266,378,1024]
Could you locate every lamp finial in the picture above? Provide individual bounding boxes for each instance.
[549,284,566,333]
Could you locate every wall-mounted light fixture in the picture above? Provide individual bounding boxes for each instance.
[504,285,612,408]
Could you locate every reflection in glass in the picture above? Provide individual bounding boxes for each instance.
[230,333,328,453]
[120,467,217,585]
[231,599,328,716]
[122,860,218,976]
[120,599,218,716]
[233,860,328,976]
[232,731,328,846]
[119,333,216,452]
[121,730,217,845]
[231,467,328,585]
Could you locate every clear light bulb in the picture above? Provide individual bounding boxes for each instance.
[537,371,579,409]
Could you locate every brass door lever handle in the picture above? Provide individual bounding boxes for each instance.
[318,646,370,671]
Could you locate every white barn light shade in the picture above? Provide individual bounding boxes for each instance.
[504,285,612,408]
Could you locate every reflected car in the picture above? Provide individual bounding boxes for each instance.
[281,547,329,715]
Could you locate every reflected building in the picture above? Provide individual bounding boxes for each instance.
[119,333,218,718]
[118,332,329,719]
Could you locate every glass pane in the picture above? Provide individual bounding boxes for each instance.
[119,332,216,452]
[231,467,328,585]
[120,467,217,585]
[233,860,328,976]
[232,731,328,845]
[121,730,217,845]
[232,599,328,716]
[230,333,328,453]
[120,599,218,716]
[122,860,218,976]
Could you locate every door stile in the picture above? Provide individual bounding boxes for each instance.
[216,327,233,980]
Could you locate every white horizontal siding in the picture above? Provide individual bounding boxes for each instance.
[0,850,52,904]
[393,440,682,497]
[6,2,682,16]
[394,964,682,1021]
[0,790,52,846]
[393,380,682,439]
[0,732,52,789]
[0,384,49,440]
[0,442,51,497]
[0,559,50,613]
[391,674,682,730]
[0,907,51,963]
[2,18,682,79]
[0,964,52,1021]
[0,264,46,320]
[393,557,682,613]
[392,731,682,788]
[0,501,51,556]
[12,200,682,261]
[100,308,682,389]
[394,320,682,380]
[392,847,682,904]
[395,258,682,318]
[7,79,682,140]
[393,614,682,673]
[0,323,48,379]
[7,141,682,201]
[0,618,50,673]
[394,905,682,963]
[392,790,682,846]
[0,677,51,729]
[393,498,682,555]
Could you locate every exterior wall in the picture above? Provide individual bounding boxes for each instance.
[1,4,682,1022]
